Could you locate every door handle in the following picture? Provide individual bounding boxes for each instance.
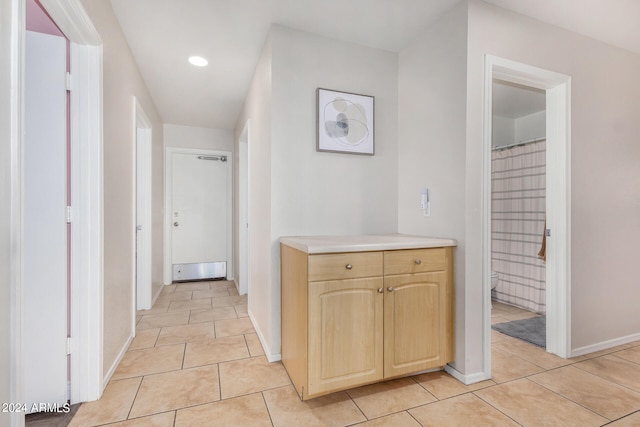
[173,222,179,227]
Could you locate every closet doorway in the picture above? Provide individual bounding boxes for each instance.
[482,56,571,372]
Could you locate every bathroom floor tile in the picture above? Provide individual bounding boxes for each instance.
[214,317,254,338]
[413,371,495,400]
[575,355,640,392]
[172,282,211,292]
[264,385,366,427]
[244,333,265,356]
[183,335,250,368]
[129,365,220,418]
[409,393,519,427]
[192,288,232,299]
[352,411,422,427]
[156,321,216,346]
[128,328,160,350]
[493,339,571,370]
[211,295,247,308]
[613,346,640,365]
[168,298,212,312]
[219,356,290,399]
[235,303,248,317]
[175,393,271,427]
[530,365,640,420]
[491,347,545,383]
[474,378,608,426]
[189,306,238,323]
[136,311,190,330]
[154,290,193,302]
[101,411,176,426]
[347,377,437,419]
[608,411,640,426]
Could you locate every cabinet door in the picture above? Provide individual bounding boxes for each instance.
[383,271,451,378]
[308,277,384,396]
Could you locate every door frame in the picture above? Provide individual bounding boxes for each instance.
[164,147,234,284]
[238,120,250,295]
[482,55,572,376]
[134,97,152,310]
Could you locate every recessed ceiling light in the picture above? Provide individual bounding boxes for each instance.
[188,56,208,67]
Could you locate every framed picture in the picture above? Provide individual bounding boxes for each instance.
[317,88,374,155]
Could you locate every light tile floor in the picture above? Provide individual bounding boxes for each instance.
[67,285,640,426]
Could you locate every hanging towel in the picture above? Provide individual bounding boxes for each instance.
[538,218,546,262]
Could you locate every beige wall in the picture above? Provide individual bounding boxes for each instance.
[397,2,471,374]
[0,0,20,423]
[80,0,164,379]
[466,0,640,352]
[164,123,234,152]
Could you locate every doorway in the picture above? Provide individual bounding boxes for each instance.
[238,121,250,295]
[483,56,572,376]
[164,148,233,284]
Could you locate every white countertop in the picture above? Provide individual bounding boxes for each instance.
[280,234,457,254]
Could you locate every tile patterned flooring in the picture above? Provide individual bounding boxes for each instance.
[67,283,640,426]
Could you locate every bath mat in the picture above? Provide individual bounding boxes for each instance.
[492,316,546,348]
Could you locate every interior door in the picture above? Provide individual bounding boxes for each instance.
[24,30,68,411]
[171,152,229,280]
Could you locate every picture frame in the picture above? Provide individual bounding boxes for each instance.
[316,88,374,155]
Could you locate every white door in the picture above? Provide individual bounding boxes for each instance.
[24,31,68,411]
[171,152,229,280]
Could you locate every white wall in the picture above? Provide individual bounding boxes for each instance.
[492,115,514,147]
[81,0,165,380]
[0,0,20,423]
[164,123,234,151]
[514,110,545,143]
[467,0,640,352]
[237,25,399,360]
[397,2,473,375]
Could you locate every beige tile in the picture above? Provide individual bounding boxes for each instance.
[530,365,640,420]
[184,335,250,368]
[491,330,514,343]
[173,282,211,292]
[492,302,525,314]
[264,385,366,427]
[409,393,519,427]
[614,346,640,365]
[129,328,160,350]
[102,411,175,426]
[235,303,248,317]
[474,378,607,426]
[493,339,571,370]
[215,317,255,338]
[189,306,237,324]
[608,411,640,426]
[219,356,290,399]
[136,300,170,316]
[69,377,141,426]
[156,322,216,346]
[210,281,232,291]
[347,377,436,419]
[136,311,190,330]
[575,355,640,392]
[155,290,193,302]
[502,311,542,322]
[413,371,494,400]
[352,411,422,427]
[244,333,265,357]
[112,344,185,380]
[129,365,220,418]
[227,286,240,296]
[212,295,247,308]
[193,288,231,299]
[160,284,177,294]
[491,347,545,383]
[175,393,271,427]
[168,298,212,312]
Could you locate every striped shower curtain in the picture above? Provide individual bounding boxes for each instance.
[491,140,546,314]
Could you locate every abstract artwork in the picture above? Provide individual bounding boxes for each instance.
[317,88,374,155]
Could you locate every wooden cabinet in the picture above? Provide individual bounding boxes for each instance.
[281,241,454,400]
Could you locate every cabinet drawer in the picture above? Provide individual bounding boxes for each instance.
[308,252,383,282]
[384,248,447,275]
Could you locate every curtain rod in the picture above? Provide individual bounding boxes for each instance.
[492,137,546,151]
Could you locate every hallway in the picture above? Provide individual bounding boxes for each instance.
[62,282,640,426]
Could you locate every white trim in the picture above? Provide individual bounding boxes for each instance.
[134,97,153,310]
[102,334,133,386]
[164,147,234,284]
[571,332,640,358]
[483,56,572,376]
[238,120,250,296]
[248,311,280,362]
[444,364,490,386]
[37,0,105,405]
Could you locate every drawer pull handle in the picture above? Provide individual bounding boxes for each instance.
[415,259,422,265]
[387,286,394,292]
[378,288,383,293]
[345,264,353,270]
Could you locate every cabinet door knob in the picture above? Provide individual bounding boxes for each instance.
[345,264,353,270]
[378,288,383,293]
[387,286,394,292]
[415,259,422,265]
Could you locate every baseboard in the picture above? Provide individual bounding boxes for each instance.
[248,311,281,363]
[103,333,134,386]
[151,283,163,306]
[570,332,640,358]
[444,364,491,385]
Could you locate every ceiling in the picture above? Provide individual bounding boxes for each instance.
[109,0,640,130]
